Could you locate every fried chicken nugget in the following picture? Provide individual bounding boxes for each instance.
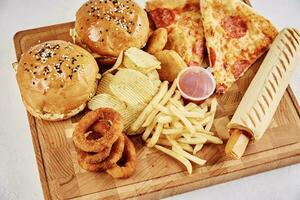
[155,50,187,82]
[146,28,168,54]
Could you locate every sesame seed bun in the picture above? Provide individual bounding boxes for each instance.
[16,40,99,121]
[75,0,150,59]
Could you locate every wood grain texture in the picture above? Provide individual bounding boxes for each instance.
[13,1,300,199]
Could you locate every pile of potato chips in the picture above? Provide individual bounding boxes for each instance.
[88,48,161,131]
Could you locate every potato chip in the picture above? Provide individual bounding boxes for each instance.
[96,74,115,95]
[121,103,146,132]
[123,47,161,74]
[146,70,161,89]
[88,93,126,111]
[110,69,157,105]
[114,69,158,96]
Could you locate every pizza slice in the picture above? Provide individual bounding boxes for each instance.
[200,0,278,93]
[146,0,206,66]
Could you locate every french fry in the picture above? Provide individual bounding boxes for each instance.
[172,90,182,101]
[191,116,211,127]
[162,127,185,135]
[205,98,218,131]
[169,99,205,118]
[147,123,164,147]
[200,104,208,113]
[194,129,214,135]
[169,105,196,134]
[155,138,171,146]
[157,115,173,124]
[199,133,223,144]
[179,143,194,153]
[182,133,192,141]
[193,144,204,155]
[141,90,223,174]
[155,145,193,174]
[178,137,207,144]
[163,123,170,129]
[155,104,172,115]
[142,116,158,141]
[173,121,184,128]
[142,80,177,127]
[185,103,198,111]
[172,146,206,165]
[130,81,168,132]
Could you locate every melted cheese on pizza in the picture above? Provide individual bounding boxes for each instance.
[201,0,278,93]
[166,9,205,65]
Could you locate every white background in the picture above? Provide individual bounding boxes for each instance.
[0,0,299,199]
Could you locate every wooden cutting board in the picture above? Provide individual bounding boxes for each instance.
[13,1,300,199]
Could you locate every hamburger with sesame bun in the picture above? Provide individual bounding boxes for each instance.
[16,40,99,121]
[74,0,150,65]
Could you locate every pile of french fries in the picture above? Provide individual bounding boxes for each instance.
[129,80,223,174]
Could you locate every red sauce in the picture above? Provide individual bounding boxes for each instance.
[179,69,214,99]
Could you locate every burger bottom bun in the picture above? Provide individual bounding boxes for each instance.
[24,101,87,121]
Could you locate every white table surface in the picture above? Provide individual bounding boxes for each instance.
[0,0,299,199]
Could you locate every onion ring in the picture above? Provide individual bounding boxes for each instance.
[73,108,123,152]
[77,133,125,172]
[106,135,137,179]
[74,122,113,163]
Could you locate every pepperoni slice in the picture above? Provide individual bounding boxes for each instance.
[232,60,250,79]
[183,3,200,11]
[221,16,248,39]
[209,48,216,67]
[149,8,176,28]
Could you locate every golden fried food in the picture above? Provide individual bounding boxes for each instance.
[74,123,112,164]
[142,93,222,174]
[146,28,168,54]
[123,47,161,74]
[73,108,123,152]
[146,0,186,11]
[155,50,187,82]
[106,135,137,179]
[77,134,125,172]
